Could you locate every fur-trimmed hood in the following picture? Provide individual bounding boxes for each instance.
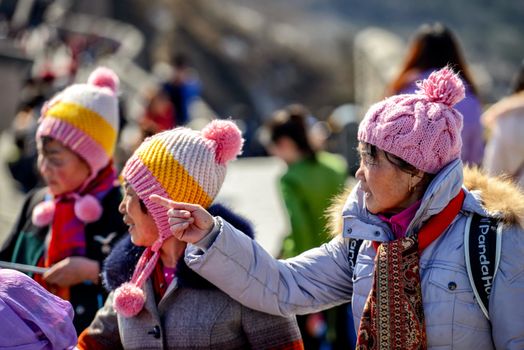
[102,203,254,291]
[326,166,524,237]
[462,166,524,227]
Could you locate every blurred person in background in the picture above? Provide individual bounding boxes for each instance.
[0,67,127,333]
[78,120,303,349]
[326,104,361,177]
[161,53,201,127]
[482,59,524,188]
[7,73,57,192]
[264,104,351,349]
[265,104,348,259]
[387,22,484,167]
[138,87,175,139]
[0,269,77,349]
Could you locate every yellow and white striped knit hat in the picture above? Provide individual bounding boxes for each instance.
[37,66,119,176]
[114,120,244,318]
[122,119,244,242]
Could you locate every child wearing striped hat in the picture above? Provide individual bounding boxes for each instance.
[77,120,304,349]
[0,67,128,333]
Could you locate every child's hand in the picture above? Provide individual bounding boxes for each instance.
[44,257,100,286]
[149,194,214,243]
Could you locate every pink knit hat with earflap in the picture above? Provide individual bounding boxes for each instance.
[32,67,120,227]
[113,120,244,317]
[37,66,119,176]
[358,67,465,174]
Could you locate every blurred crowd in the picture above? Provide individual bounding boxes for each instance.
[0,2,523,349]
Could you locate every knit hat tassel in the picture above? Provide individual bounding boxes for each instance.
[113,247,160,317]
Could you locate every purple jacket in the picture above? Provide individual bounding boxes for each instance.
[401,69,485,166]
[0,269,77,349]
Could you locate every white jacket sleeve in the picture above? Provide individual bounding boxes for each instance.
[185,218,354,317]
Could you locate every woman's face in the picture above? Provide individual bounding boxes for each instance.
[355,143,420,215]
[37,138,91,196]
[119,183,158,247]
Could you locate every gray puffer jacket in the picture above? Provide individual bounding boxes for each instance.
[185,160,524,349]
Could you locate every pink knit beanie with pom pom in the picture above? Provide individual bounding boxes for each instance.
[358,67,465,174]
[37,66,120,176]
[32,67,120,227]
[114,119,244,317]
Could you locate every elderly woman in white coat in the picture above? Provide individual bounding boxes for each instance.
[152,68,524,349]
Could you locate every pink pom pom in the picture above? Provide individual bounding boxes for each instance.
[32,200,55,227]
[74,194,103,223]
[202,120,244,165]
[87,66,119,94]
[416,67,465,107]
[113,282,146,317]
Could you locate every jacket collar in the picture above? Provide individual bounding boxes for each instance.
[341,159,464,241]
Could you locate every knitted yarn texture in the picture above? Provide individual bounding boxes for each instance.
[37,66,120,176]
[114,119,244,317]
[32,67,120,227]
[358,67,465,174]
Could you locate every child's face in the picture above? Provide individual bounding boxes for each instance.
[37,138,91,196]
[119,183,159,247]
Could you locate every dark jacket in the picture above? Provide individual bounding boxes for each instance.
[0,186,127,333]
[78,204,304,350]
